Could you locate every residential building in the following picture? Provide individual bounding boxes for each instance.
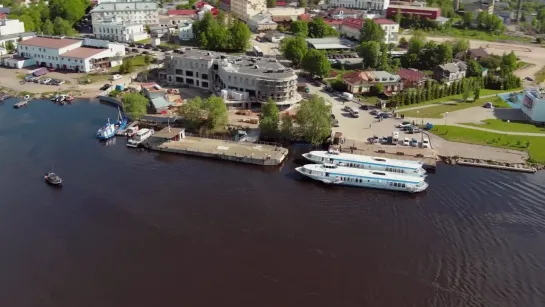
[9,36,125,72]
[90,1,159,25]
[432,61,467,84]
[521,88,545,123]
[0,19,25,36]
[342,70,403,94]
[397,68,426,88]
[162,50,300,107]
[93,17,148,43]
[230,0,267,21]
[0,32,35,50]
[149,25,177,38]
[159,14,196,28]
[338,18,399,44]
[166,9,198,19]
[326,0,390,11]
[248,13,277,31]
[466,48,490,60]
[179,23,193,41]
[386,5,441,20]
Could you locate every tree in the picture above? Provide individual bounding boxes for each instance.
[122,93,148,120]
[42,20,54,35]
[118,59,134,74]
[377,43,390,71]
[290,20,309,37]
[451,38,470,55]
[479,55,501,70]
[49,0,89,25]
[267,0,276,7]
[372,83,384,95]
[474,85,480,100]
[466,59,483,77]
[193,12,250,51]
[295,95,331,146]
[308,17,337,38]
[398,37,408,48]
[358,41,380,69]
[436,43,452,65]
[259,98,280,139]
[280,36,308,66]
[302,49,331,79]
[500,51,518,76]
[462,82,472,102]
[202,95,228,131]
[179,97,205,129]
[53,17,76,36]
[462,11,473,28]
[18,15,36,32]
[279,113,294,140]
[394,8,402,24]
[359,18,385,43]
[298,0,307,8]
[229,19,251,51]
[5,41,15,53]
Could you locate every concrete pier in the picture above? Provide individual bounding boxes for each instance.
[144,132,288,166]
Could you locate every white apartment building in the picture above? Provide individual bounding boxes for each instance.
[339,18,399,43]
[93,17,148,43]
[10,36,125,72]
[90,1,159,25]
[230,0,267,21]
[162,50,300,107]
[0,19,25,36]
[178,23,193,41]
[327,0,390,11]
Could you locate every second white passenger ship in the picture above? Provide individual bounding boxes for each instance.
[303,149,426,176]
[296,164,429,193]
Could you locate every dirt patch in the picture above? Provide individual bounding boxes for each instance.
[485,44,531,52]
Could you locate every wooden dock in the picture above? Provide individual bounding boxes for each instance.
[13,100,28,109]
[116,121,139,136]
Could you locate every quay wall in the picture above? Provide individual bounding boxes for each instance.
[98,96,124,109]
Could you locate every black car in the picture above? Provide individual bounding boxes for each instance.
[142,51,149,55]
[152,47,159,51]
[137,44,144,48]
[131,48,139,53]
[360,104,369,110]
[100,84,111,91]
[129,43,136,47]
[144,44,152,49]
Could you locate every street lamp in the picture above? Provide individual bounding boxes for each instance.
[445,112,449,134]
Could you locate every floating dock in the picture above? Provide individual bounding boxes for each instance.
[13,100,28,109]
[143,128,288,166]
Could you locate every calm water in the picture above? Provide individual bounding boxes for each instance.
[0,99,544,307]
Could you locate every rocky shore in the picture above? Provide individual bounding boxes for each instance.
[439,156,541,173]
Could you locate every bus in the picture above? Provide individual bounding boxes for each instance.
[253,45,263,57]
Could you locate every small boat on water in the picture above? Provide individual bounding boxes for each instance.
[56,95,65,102]
[96,107,127,140]
[125,126,139,137]
[13,101,28,109]
[65,95,74,102]
[23,95,30,101]
[302,149,427,176]
[295,164,428,193]
[127,128,154,148]
[44,172,62,186]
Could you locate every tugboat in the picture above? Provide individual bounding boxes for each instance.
[44,172,62,186]
[96,107,127,140]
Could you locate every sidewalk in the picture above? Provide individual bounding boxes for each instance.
[398,92,516,112]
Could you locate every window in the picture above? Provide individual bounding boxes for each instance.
[201,73,208,80]
[185,70,193,77]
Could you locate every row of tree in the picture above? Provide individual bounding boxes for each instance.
[260,95,331,145]
[193,12,251,52]
[290,18,338,38]
[279,36,331,78]
[7,0,88,36]
[178,95,229,133]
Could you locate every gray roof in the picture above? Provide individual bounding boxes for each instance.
[0,32,36,41]
[306,37,353,50]
[91,2,158,12]
[439,61,466,73]
[150,96,172,109]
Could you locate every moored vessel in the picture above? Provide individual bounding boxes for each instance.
[96,107,127,140]
[44,172,62,186]
[295,164,428,193]
[302,149,426,176]
[127,128,154,148]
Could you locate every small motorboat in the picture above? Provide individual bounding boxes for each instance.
[51,94,59,101]
[56,95,65,103]
[65,95,74,102]
[125,126,139,137]
[44,172,62,185]
[23,94,30,101]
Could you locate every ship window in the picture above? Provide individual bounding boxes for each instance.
[402,183,406,188]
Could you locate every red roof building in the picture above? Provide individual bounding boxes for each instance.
[167,9,198,16]
[276,1,287,6]
[386,5,441,20]
[397,68,426,88]
[298,13,311,21]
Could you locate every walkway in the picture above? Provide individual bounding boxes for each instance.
[451,123,545,136]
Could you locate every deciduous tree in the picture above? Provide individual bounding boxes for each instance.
[308,17,337,38]
[358,41,380,69]
[359,18,385,43]
[302,49,331,79]
[290,20,308,37]
[280,36,308,66]
[295,95,331,146]
[122,93,148,120]
[259,98,280,139]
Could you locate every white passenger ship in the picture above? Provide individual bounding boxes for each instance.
[302,150,426,176]
[127,128,154,148]
[296,164,428,193]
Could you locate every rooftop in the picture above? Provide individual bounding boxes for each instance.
[438,61,467,73]
[328,7,361,15]
[343,71,401,85]
[0,32,35,40]
[167,9,198,16]
[388,5,441,11]
[153,127,185,139]
[61,47,106,59]
[305,37,354,50]
[91,1,158,12]
[398,68,426,82]
[468,47,489,58]
[341,18,397,29]
[18,37,81,49]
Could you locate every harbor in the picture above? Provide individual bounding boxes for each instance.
[143,128,288,166]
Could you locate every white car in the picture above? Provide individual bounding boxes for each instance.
[110,74,122,81]
[392,131,399,142]
[422,138,430,148]
[397,121,412,128]
[42,78,52,84]
[403,137,410,146]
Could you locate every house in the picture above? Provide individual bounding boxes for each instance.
[230,0,266,22]
[326,8,361,20]
[327,0,389,10]
[90,1,159,25]
[265,30,284,43]
[93,17,148,43]
[467,48,489,60]
[397,68,426,88]
[342,70,403,95]
[338,18,399,44]
[432,61,467,84]
[179,23,193,41]
[248,13,277,32]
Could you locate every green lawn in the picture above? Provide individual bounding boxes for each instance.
[402,97,492,118]
[397,88,520,110]
[135,38,151,44]
[78,73,111,84]
[110,55,149,73]
[410,28,532,43]
[159,42,181,50]
[535,66,545,83]
[430,125,545,163]
[462,119,545,133]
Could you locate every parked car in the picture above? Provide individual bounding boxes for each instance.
[49,79,59,85]
[129,43,136,47]
[57,80,65,85]
[33,77,41,83]
[110,74,122,81]
[403,137,410,146]
[100,84,111,90]
[142,50,149,55]
[360,104,369,110]
[392,131,399,142]
[410,138,418,147]
[408,127,422,134]
[137,44,144,48]
[370,110,379,115]
[396,121,412,128]
[131,48,139,53]
[525,76,535,81]
[43,78,52,84]
[331,118,339,127]
[377,112,390,119]
[144,44,151,49]
[24,75,33,81]
[422,138,430,148]
[483,102,494,108]
[349,108,360,118]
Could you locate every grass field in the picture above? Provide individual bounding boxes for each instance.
[397,88,520,110]
[462,119,545,133]
[402,97,494,118]
[431,125,545,163]
[410,28,533,43]
[535,65,545,83]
